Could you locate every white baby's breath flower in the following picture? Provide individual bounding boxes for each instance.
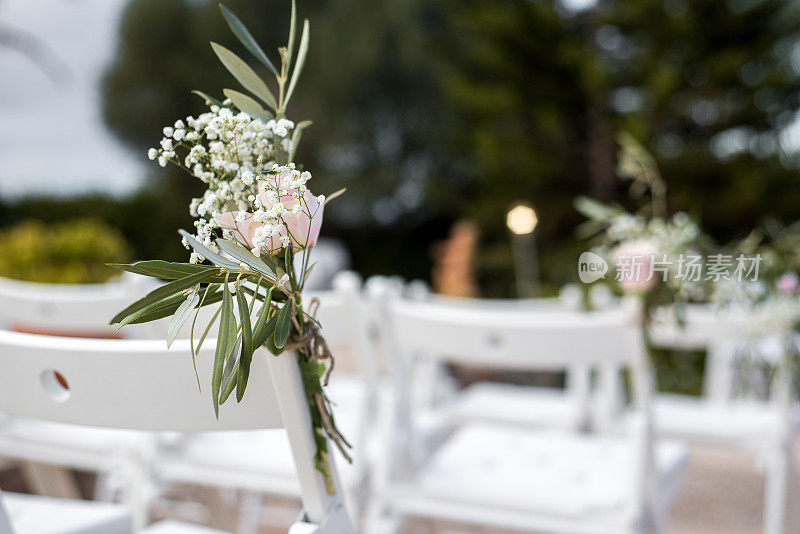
[147,101,326,264]
[240,168,254,185]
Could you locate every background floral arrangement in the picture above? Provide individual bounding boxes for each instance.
[577,134,800,394]
[576,133,714,308]
[111,1,348,493]
[714,219,800,343]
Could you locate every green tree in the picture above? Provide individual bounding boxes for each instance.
[437,0,800,293]
[101,0,800,292]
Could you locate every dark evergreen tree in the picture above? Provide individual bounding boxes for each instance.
[101,0,800,290]
[437,0,800,292]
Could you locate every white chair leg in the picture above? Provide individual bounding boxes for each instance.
[93,472,116,502]
[235,491,262,534]
[764,438,791,534]
[115,461,152,531]
[364,499,403,534]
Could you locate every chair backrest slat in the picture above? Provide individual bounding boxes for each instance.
[389,298,643,371]
[0,330,281,431]
[0,275,153,333]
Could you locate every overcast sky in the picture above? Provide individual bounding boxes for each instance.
[0,0,145,200]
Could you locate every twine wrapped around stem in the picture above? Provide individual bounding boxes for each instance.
[287,325,353,462]
[287,297,353,493]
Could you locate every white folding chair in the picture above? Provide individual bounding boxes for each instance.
[401,288,594,433]
[368,290,687,534]
[0,329,354,533]
[150,272,378,532]
[644,305,798,534]
[0,274,164,507]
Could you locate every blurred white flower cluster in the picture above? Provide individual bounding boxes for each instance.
[606,212,701,256]
[576,133,710,301]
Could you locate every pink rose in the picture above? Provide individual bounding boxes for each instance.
[613,240,656,293]
[213,211,262,248]
[258,183,324,250]
[777,272,799,296]
[213,187,324,256]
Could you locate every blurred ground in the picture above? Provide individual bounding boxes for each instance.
[670,445,765,534]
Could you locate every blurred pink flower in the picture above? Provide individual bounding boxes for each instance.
[777,272,799,296]
[613,240,657,293]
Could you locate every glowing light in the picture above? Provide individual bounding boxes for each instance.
[506,204,538,235]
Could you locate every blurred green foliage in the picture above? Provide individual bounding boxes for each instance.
[0,219,132,284]
[0,191,192,262]
[4,0,799,295]
[651,348,706,396]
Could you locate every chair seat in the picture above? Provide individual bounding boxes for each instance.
[139,519,228,534]
[394,423,687,522]
[654,394,786,447]
[156,376,365,496]
[3,492,132,534]
[157,429,300,494]
[0,418,149,470]
[446,382,582,428]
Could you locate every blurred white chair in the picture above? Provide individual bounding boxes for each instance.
[293,238,351,291]
[403,288,593,433]
[368,290,687,534]
[0,273,159,338]
[0,329,354,533]
[0,488,132,534]
[643,305,797,534]
[151,272,379,532]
